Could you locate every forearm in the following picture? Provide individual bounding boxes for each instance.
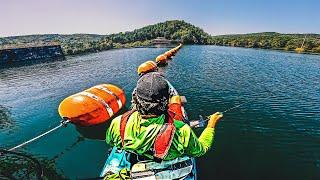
[198,127,215,153]
[185,127,215,157]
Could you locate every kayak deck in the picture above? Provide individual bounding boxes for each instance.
[100,147,197,179]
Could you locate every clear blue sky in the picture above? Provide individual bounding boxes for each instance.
[1,0,319,37]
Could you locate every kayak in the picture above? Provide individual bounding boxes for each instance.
[100,83,197,179]
[100,147,197,179]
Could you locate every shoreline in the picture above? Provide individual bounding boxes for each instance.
[207,45,320,56]
[63,44,320,58]
[1,44,318,66]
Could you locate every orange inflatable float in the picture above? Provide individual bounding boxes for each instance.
[155,54,167,65]
[169,49,177,55]
[164,51,173,59]
[137,61,158,76]
[58,84,126,126]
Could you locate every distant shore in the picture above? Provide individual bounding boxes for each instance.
[209,45,320,56]
[1,20,319,58]
[62,44,320,57]
[1,43,318,65]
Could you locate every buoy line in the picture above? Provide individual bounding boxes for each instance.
[7,120,70,152]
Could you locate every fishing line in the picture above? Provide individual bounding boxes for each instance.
[190,73,319,128]
[171,55,319,128]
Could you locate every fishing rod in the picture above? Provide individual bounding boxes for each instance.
[190,95,272,128]
[189,73,320,128]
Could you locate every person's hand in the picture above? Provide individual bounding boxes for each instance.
[207,112,223,128]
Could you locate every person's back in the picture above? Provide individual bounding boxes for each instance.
[106,72,223,161]
[107,111,221,161]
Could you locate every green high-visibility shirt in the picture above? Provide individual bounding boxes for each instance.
[106,111,215,160]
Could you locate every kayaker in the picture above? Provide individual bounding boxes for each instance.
[106,72,223,161]
[135,62,184,121]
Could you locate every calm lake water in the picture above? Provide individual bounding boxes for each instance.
[1,46,320,179]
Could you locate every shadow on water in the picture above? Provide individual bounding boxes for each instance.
[75,107,129,140]
[0,150,66,180]
[51,136,85,162]
[0,105,67,179]
[1,46,319,179]
[0,57,65,70]
[0,105,15,131]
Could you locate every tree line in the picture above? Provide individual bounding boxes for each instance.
[0,20,319,55]
[209,32,320,53]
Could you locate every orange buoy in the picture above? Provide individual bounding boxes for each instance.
[169,49,177,55]
[164,51,173,59]
[156,54,167,65]
[137,61,158,76]
[58,84,126,126]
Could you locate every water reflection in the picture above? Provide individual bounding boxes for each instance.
[0,150,66,179]
[0,105,15,131]
[52,136,85,161]
[75,108,128,140]
[0,57,65,70]
[1,46,320,179]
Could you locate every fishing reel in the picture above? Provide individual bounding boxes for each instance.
[190,115,207,128]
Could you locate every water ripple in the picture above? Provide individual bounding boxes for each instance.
[1,46,320,179]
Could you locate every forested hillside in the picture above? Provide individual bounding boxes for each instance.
[1,20,319,55]
[211,32,320,53]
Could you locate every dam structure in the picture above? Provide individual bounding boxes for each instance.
[0,42,64,65]
[151,37,180,48]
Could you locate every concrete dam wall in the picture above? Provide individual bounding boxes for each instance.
[0,44,64,64]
